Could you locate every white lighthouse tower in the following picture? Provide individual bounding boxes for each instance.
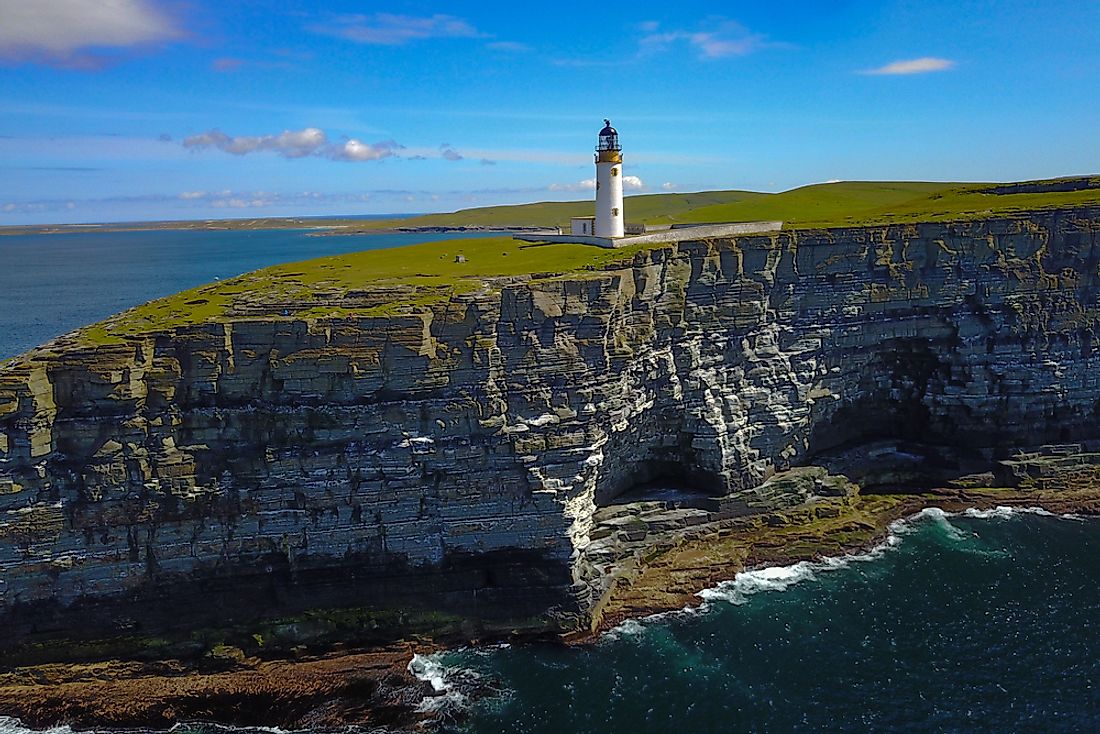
[594,119,624,238]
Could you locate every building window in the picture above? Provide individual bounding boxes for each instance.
[612,207,619,216]
[611,168,619,176]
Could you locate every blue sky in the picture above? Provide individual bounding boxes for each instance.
[1,0,1098,224]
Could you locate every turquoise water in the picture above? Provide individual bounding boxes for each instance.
[427,509,1100,733]
[0,228,488,359]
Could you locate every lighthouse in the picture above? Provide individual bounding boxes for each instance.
[595,119,624,238]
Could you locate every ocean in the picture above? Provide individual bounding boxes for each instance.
[0,228,490,360]
[420,508,1100,733]
[3,230,1100,733]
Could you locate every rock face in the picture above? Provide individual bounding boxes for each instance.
[2,208,1099,645]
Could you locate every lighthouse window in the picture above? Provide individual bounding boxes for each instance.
[612,207,619,216]
[611,168,619,176]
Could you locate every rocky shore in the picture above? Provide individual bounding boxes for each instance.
[0,645,432,731]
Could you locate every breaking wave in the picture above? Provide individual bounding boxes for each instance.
[682,504,1081,613]
[0,719,74,734]
[0,720,298,734]
[408,652,487,716]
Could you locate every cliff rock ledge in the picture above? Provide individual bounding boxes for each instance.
[2,208,1099,648]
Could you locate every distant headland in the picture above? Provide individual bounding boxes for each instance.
[4,175,1100,237]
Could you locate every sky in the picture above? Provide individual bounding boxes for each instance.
[1,0,1098,224]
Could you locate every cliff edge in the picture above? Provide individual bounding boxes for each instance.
[2,209,1100,655]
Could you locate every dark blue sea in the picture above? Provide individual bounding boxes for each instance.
[2,231,1099,733]
[0,227,489,360]
[417,508,1100,734]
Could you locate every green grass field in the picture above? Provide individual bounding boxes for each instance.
[59,175,1100,349]
[78,236,655,345]
[369,176,1100,230]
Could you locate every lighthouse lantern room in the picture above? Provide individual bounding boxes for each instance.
[594,119,625,238]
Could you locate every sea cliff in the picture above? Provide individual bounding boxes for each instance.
[2,208,1100,658]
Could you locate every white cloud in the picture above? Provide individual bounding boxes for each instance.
[0,0,183,67]
[549,178,597,192]
[863,57,956,75]
[179,191,206,200]
[183,127,327,158]
[328,138,401,161]
[310,13,481,45]
[182,127,402,162]
[549,176,645,192]
[640,20,769,59]
[661,182,676,191]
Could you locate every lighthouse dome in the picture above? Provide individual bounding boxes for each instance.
[596,119,621,152]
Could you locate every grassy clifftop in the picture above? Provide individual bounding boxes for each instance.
[379,176,1100,230]
[78,236,651,346]
[16,175,1100,352]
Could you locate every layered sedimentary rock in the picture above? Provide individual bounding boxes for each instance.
[2,208,1099,644]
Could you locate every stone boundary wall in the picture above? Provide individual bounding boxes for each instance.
[513,220,784,248]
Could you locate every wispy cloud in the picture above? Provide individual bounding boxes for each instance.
[554,18,779,67]
[3,165,103,172]
[551,57,629,68]
[549,178,596,193]
[486,40,530,52]
[549,176,645,192]
[639,19,772,59]
[207,56,294,73]
[182,127,402,162]
[183,127,328,158]
[0,0,185,68]
[440,143,464,161]
[863,57,956,75]
[309,13,481,45]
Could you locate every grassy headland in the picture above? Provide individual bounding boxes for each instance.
[14,175,1099,350]
[78,235,653,345]
[6,176,1100,237]
[330,176,1100,230]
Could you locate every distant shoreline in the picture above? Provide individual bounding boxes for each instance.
[0,220,547,237]
[0,218,390,237]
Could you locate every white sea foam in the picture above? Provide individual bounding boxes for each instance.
[596,501,1081,641]
[962,505,1084,521]
[0,718,73,734]
[605,618,647,639]
[170,725,292,734]
[699,558,844,606]
[688,504,1092,614]
[408,652,479,714]
[408,652,450,692]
